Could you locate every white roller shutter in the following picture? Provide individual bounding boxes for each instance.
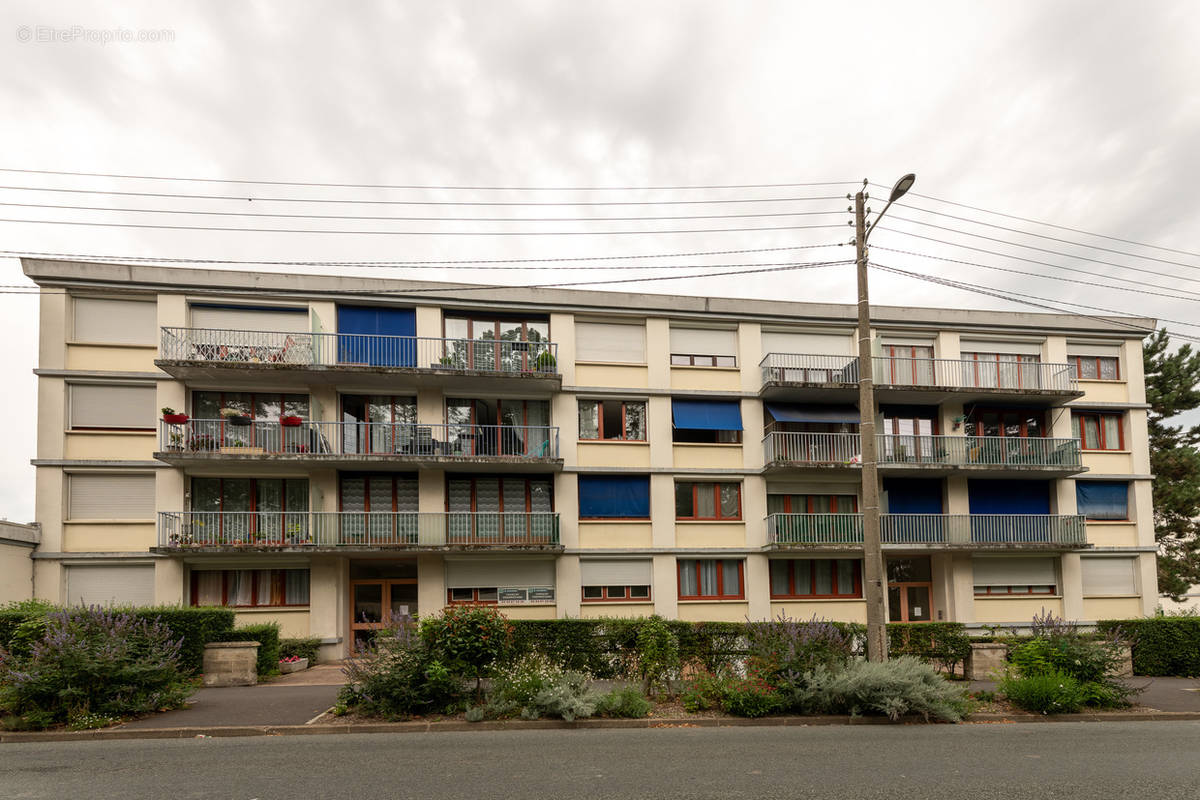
[69,473,156,519]
[445,559,555,588]
[65,565,155,607]
[973,556,1057,587]
[761,331,853,357]
[190,305,309,332]
[576,321,646,363]
[881,336,937,348]
[69,384,156,429]
[73,298,157,344]
[669,327,737,357]
[1068,342,1122,357]
[580,559,652,586]
[961,340,1043,356]
[1081,557,1138,596]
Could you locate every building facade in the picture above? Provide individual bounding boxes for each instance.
[25,258,1158,659]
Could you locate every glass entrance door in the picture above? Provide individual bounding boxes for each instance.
[886,557,934,623]
[349,579,418,652]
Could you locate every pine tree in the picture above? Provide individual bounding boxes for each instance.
[1143,329,1200,599]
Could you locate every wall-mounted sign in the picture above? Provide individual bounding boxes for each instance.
[496,586,556,605]
[497,588,528,605]
[527,587,556,604]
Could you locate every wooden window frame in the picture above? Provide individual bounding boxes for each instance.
[675,481,743,521]
[961,351,1040,389]
[670,353,737,368]
[189,568,309,608]
[1070,355,1120,381]
[973,584,1057,596]
[964,407,1047,439]
[1073,411,1125,451]
[441,317,550,372]
[447,587,499,605]
[578,399,647,442]
[770,559,863,599]
[772,494,859,514]
[581,585,652,602]
[677,559,745,600]
[444,475,553,514]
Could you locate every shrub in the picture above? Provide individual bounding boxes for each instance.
[490,653,561,708]
[0,607,194,729]
[887,622,971,675]
[130,607,236,674]
[222,623,281,677]
[636,616,680,696]
[721,672,785,718]
[420,605,513,697]
[523,671,598,722]
[595,686,652,718]
[280,637,322,664]
[1097,617,1200,677]
[487,653,599,721]
[745,614,855,687]
[813,656,971,722]
[340,621,463,720]
[998,671,1085,715]
[1007,613,1135,708]
[680,670,728,712]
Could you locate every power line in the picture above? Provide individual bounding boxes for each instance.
[0,199,847,224]
[868,182,1200,260]
[0,184,844,207]
[0,167,859,192]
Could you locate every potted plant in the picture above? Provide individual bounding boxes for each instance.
[161,407,189,425]
[535,350,557,372]
[220,407,253,426]
[167,431,184,451]
[279,655,308,674]
[279,415,303,427]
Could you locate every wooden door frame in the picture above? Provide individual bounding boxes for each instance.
[349,578,419,653]
[888,580,935,623]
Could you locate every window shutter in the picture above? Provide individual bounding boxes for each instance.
[445,559,555,588]
[69,473,156,519]
[578,475,651,518]
[580,559,653,586]
[69,384,156,429]
[760,331,853,356]
[73,298,157,344]
[960,340,1043,356]
[576,322,646,363]
[190,305,309,332]
[1075,481,1129,520]
[972,556,1057,587]
[669,327,737,357]
[1068,342,1122,357]
[1081,557,1138,596]
[65,565,155,606]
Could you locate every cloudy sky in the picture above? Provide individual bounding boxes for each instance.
[0,0,1197,520]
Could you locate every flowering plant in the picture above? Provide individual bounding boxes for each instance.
[219,407,248,419]
[280,655,306,663]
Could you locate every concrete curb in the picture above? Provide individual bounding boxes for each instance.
[3,711,1199,743]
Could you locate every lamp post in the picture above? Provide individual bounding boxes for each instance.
[855,173,915,663]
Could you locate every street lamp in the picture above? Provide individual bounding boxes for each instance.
[854,173,915,662]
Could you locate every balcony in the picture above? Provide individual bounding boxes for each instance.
[761,432,1083,476]
[155,511,561,552]
[766,513,1088,550]
[156,420,561,472]
[759,354,860,401]
[156,328,560,391]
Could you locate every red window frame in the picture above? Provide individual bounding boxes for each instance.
[444,475,553,513]
[670,353,737,367]
[1070,355,1120,380]
[581,585,652,602]
[677,559,745,600]
[973,584,1056,596]
[447,587,499,605]
[964,408,1047,439]
[883,344,935,384]
[338,473,419,513]
[189,568,309,608]
[675,482,742,521]
[961,352,1040,389]
[771,494,859,513]
[770,559,862,599]
[1073,411,1125,450]
[579,399,647,441]
[441,317,549,372]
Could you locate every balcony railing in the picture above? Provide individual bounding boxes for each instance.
[760,353,860,385]
[767,513,1087,547]
[873,357,1076,392]
[158,511,560,548]
[158,419,560,460]
[159,327,559,375]
[762,432,1081,469]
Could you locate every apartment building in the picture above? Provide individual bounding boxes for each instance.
[24,258,1157,659]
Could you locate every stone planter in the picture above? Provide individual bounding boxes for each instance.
[202,641,260,687]
[279,658,309,674]
[966,642,1009,680]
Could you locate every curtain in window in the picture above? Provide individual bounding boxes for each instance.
[230,571,253,606]
[578,475,650,518]
[625,402,646,440]
[1102,415,1120,448]
[699,560,719,595]
[721,560,740,595]
[579,401,599,438]
[719,485,739,518]
[770,561,789,595]
[679,559,698,596]
[814,560,833,594]
[195,572,223,605]
[1076,481,1128,520]
[793,560,812,594]
[285,570,309,604]
[837,561,856,595]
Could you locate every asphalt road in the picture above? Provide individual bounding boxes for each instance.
[3,722,1200,799]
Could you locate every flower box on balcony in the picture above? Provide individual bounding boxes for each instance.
[220,446,265,455]
[279,415,303,427]
[162,413,189,425]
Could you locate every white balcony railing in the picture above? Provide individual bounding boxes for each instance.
[762,432,1081,469]
[760,353,860,386]
[759,353,1077,393]
[159,328,559,375]
[766,513,1087,547]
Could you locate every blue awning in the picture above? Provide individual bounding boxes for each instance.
[765,403,859,424]
[672,399,743,431]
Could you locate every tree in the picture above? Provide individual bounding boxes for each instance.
[1143,329,1200,599]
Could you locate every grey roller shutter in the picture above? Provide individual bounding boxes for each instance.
[69,473,156,519]
[68,384,156,429]
[73,298,157,344]
[445,559,555,588]
[190,306,309,333]
[580,559,652,586]
[65,565,155,606]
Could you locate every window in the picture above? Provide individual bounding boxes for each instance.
[578,475,650,519]
[579,399,646,441]
[193,391,310,421]
[68,473,155,519]
[340,395,417,454]
[973,556,1057,596]
[1076,481,1129,520]
[580,559,652,602]
[445,559,554,604]
[767,494,857,513]
[675,482,741,520]
[964,408,1045,438]
[1081,557,1138,596]
[678,559,744,599]
[446,397,551,456]
[442,315,550,372]
[191,569,310,607]
[576,322,646,363]
[961,352,1041,389]
[1072,412,1124,450]
[881,343,935,384]
[447,476,553,513]
[672,399,743,444]
[448,587,499,605]
[341,473,419,512]
[1070,355,1120,380]
[669,327,737,367]
[582,585,651,601]
[68,383,156,430]
[770,559,861,598]
[65,565,155,607]
[73,297,157,344]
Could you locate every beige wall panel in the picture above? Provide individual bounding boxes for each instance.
[1121,339,1148,404]
[1075,381,1130,404]
[308,555,344,652]
[737,322,761,392]
[1084,523,1138,547]
[770,600,868,624]
[669,367,740,392]
[310,301,338,336]
[1081,597,1142,620]
[62,522,155,552]
[675,522,746,548]
[645,318,671,388]
[35,467,64,551]
[0,544,34,603]
[39,290,68,370]
[496,605,557,620]
[38,376,65,461]
[33,560,64,604]
[550,312,576,384]
[651,554,678,618]
[1080,452,1134,474]
[576,442,651,468]
[414,305,442,340]
[676,602,750,622]
[577,522,653,549]
[417,553,445,618]
[65,344,157,372]
[672,444,744,469]
[555,473,579,549]
[973,596,1064,623]
[154,559,184,605]
[575,364,649,388]
[234,608,311,638]
[64,433,155,460]
[580,603,654,619]
[556,554,581,619]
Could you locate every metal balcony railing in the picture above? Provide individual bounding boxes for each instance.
[158,511,561,548]
[766,513,1087,547]
[760,353,860,385]
[762,432,861,465]
[158,419,560,460]
[873,357,1076,392]
[761,432,1081,469]
[159,327,559,375]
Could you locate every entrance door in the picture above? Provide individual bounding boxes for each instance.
[886,557,934,623]
[349,579,418,652]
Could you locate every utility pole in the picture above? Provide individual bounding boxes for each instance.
[855,185,889,663]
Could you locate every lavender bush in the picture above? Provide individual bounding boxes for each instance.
[0,607,194,730]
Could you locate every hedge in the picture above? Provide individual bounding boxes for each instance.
[1096,618,1200,677]
[280,637,323,664]
[888,622,971,673]
[222,622,282,676]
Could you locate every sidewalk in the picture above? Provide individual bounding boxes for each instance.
[969,677,1200,712]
